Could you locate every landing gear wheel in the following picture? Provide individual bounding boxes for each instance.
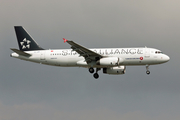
[93,73,99,79]
[146,70,150,75]
[89,67,94,73]
[146,65,150,75]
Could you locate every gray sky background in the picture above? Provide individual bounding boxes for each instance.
[0,0,180,120]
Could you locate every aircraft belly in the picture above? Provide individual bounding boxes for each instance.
[46,55,82,66]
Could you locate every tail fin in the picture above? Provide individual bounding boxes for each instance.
[14,26,44,51]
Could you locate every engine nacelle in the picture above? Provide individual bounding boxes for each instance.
[103,66,126,75]
[98,57,123,66]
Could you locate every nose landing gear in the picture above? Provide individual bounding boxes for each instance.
[146,65,150,75]
[146,70,150,75]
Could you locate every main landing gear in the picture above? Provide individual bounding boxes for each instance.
[89,67,101,79]
[89,67,94,73]
[146,65,150,75]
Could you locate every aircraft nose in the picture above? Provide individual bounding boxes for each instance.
[164,55,170,62]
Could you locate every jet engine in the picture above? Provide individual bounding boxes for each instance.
[98,57,123,66]
[103,66,126,75]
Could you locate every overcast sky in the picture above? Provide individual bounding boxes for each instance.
[0,0,180,120]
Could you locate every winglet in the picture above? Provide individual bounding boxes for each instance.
[63,38,68,43]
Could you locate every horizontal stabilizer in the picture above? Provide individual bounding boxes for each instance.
[10,48,31,57]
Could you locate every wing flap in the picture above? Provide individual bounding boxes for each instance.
[66,40,103,60]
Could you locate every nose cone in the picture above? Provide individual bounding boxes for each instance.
[163,55,170,62]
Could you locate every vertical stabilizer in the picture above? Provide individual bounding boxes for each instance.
[14,26,44,51]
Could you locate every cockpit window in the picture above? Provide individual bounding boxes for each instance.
[155,51,163,54]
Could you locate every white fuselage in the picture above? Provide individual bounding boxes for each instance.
[11,47,170,67]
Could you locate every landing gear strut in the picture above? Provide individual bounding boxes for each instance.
[146,65,150,75]
[93,68,101,79]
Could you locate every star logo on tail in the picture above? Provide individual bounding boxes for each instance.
[20,38,31,49]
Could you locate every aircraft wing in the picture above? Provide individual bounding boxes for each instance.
[64,38,103,62]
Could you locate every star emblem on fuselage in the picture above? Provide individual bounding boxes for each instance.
[20,38,31,49]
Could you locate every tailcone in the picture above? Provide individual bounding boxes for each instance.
[10,53,19,58]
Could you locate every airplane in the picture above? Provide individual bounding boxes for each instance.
[10,26,170,79]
